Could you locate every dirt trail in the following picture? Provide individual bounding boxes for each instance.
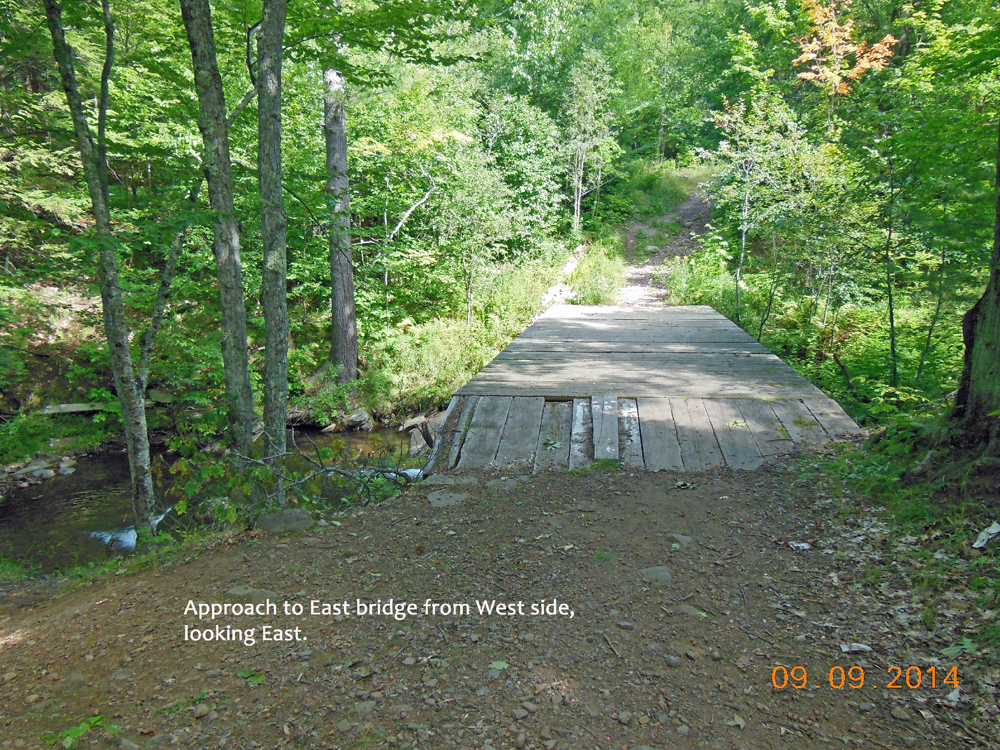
[1,458,993,750]
[618,193,711,308]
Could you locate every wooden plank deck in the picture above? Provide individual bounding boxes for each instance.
[431,305,859,473]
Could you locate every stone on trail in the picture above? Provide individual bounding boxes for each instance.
[192,703,209,718]
[672,604,707,618]
[428,490,469,508]
[355,700,376,715]
[112,668,134,681]
[640,566,673,584]
[57,466,75,475]
[512,708,529,720]
[64,671,88,688]
[421,474,477,487]
[890,706,911,722]
[257,507,313,534]
[225,586,280,605]
[669,533,692,546]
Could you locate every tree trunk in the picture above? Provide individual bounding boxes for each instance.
[884,163,898,389]
[956,118,1000,451]
[43,0,155,528]
[258,0,289,496]
[572,148,585,233]
[179,0,255,458]
[324,68,358,384]
[736,173,751,326]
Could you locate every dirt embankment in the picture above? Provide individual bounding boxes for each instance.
[1,457,996,750]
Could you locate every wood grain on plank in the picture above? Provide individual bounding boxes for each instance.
[592,395,619,460]
[768,398,829,444]
[636,397,683,471]
[803,398,860,436]
[669,398,723,470]
[447,396,478,469]
[617,398,643,468]
[424,396,460,475]
[534,400,573,472]
[495,396,545,467]
[569,398,593,470]
[737,398,794,457]
[456,396,512,469]
[703,398,764,470]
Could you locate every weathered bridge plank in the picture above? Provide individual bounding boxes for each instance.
[636,398,683,471]
[591,395,619,461]
[428,305,860,474]
[456,396,511,469]
[534,400,573,472]
[670,397,724,471]
[569,398,593,470]
[495,397,545,467]
[703,398,764,470]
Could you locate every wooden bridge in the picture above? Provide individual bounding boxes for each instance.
[424,305,859,474]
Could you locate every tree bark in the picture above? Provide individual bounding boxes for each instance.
[884,161,898,389]
[956,118,1000,451]
[324,68,358,383]
[257,0,289,493]
[179,0,255,458]
[43,0,155,527]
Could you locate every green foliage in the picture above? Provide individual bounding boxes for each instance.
[40,715,109,749]
[569,236,626,306]
[357,252,564,416]
[236,669,266,686]
[0,413,111,465]
[625,162,690,219]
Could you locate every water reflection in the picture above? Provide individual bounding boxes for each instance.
[0,428,409,573]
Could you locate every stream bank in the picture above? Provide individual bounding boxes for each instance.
[0,426,410,576]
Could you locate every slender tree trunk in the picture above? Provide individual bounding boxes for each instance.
[736,171,751,326]
[180,0,254,458]
[593,163,602,217]
[956,118,1000,451]
[916,236,948,383]
[257,0,289,499]
[572,148,586,233]
[757,234,779,341]
[43,0,155,527]
[884,163,898,389]
[324,68,358,384]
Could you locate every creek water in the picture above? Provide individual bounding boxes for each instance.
[0,427,409,573]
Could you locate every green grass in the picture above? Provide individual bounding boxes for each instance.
[0,557,38,582]
[627,163,715,219]
[569,234,626,306]
[306,249,570,420]
[0,412,112,464]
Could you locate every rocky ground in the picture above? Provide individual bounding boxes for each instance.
[618,194,711,308]
[2,454,997,750]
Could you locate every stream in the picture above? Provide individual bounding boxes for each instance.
[0,428,410,574]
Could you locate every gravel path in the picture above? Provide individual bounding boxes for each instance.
[1,461,994,750]
[618,193,711,308]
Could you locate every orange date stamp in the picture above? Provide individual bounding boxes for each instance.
[771,665,959,690]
